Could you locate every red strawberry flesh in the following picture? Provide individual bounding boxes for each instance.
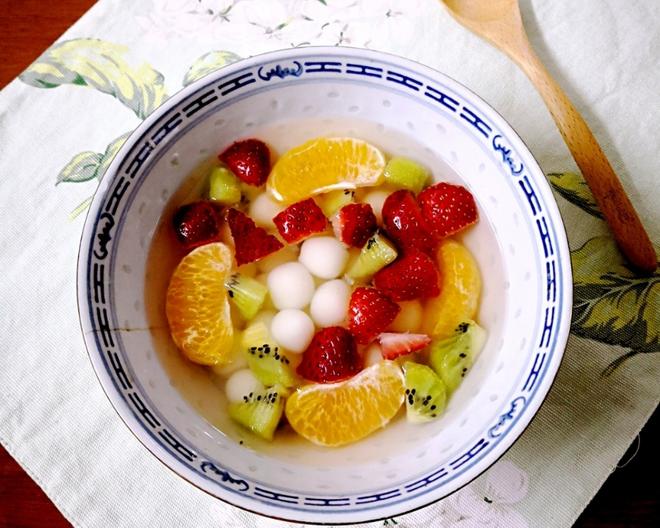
[273,198,328,243]
[348,287,400,344]
[297,326,362,383]
[374,249,440,301]
[418,182,478,239]
[218,139,270,187]
[378,332,431,360]
[332,203,378,248]
[172,200,224,251]
[382,190,435,255]
[226,208,283,265]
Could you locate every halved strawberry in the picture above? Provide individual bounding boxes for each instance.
[172,200,224,251]
[273,198,328,243]
[297,326,362,383]
[418,182,478,239]
[226,208,283,265]
[219,139,270,187]
[382,190,435,255]
[374,249,440,301]
[348,287,400,344]
[378,332,431,360]
[332,203,378,248]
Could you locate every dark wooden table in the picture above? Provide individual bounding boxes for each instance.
[0,1,657,526]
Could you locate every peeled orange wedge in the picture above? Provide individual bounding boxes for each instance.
[166,242,234,365]
[422,239,481,338]
[285,361,404,447]
[267,137,386,204]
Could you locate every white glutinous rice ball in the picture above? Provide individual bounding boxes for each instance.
[363,189,390,223]
[299,236,349,279]
[271,309,315,353]
[310,279,350,327]
[267,262,315,309]
[364,343,384,367]
[249,193,284,228]
[389,300,423,332]
[225,369,264,402]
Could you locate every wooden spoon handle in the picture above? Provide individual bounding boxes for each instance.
[513,45,657,272]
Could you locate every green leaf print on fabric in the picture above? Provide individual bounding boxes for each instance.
[56,151,103,184]
[549,172,603,219]
[57,132,131,185]
[183,51,242,86]
[572,236,659,373]
[19,39,167,119]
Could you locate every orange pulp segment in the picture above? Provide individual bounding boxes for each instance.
[285,361,404,447]
[267,137,386,204]
[422,239,481,338]
[166,242,234,365]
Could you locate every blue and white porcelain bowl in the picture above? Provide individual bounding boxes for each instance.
[77,47,572,524]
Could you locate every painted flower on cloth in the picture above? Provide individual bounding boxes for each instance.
[444,460,529,527]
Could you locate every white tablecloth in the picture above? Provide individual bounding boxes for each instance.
[1,1,658,526]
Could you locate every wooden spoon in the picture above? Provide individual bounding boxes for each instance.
[440,0,657,273]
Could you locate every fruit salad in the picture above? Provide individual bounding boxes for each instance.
[164,136,485,447]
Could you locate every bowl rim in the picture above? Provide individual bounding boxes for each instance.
[76,45,573,524]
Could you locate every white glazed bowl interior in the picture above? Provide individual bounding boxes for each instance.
[78,47,571,524]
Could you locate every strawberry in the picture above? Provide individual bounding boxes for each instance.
[218,139,270,187]
[332,203,378,248]
[378,332,431,360]
[418,182,478,239]
[348,287,400,344]
[172,200,224,251]
[226,208,283,265]
[273,198,328,243]
[373,249,440,301]
[382,190,435,255]
[297,326,362,383]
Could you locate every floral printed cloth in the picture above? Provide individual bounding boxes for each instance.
[0,1,658,527]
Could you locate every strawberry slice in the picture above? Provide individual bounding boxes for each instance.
[348,287,400,344]
[418,182,478,239]
[297,326,362,383]
[226,208,283,265]
[219,139,270,187]
[332,203,378,248]
[273,198,328,243]
[374,249,440,301]
[172,200,224,251]
[382,190,435,255]
[378,332,431,360]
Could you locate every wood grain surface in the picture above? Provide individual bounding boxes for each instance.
[0,1,657,527]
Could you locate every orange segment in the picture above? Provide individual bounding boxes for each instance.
[267,137,386,204]
[423,239,481,338]
[166,242,234,365]
[285,361,404,447]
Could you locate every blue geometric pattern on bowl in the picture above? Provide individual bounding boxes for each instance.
[79,48,569,521]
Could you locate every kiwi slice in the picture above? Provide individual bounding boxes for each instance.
[318,189,355,217]
[228,385,286,441]
[429,320,486,393]
[225,273,268,320]
[209,166,241,205]
[403,361,447,423]
[346,231,398,281]
[383,157,429,194]
[242,321,297,388]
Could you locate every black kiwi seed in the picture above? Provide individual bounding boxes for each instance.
[457,322,469,333]
[257,395,262,401]
[228,290,234,298]
[459,352,467,358]
[405,389,410,395]
[430,405,437,411]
